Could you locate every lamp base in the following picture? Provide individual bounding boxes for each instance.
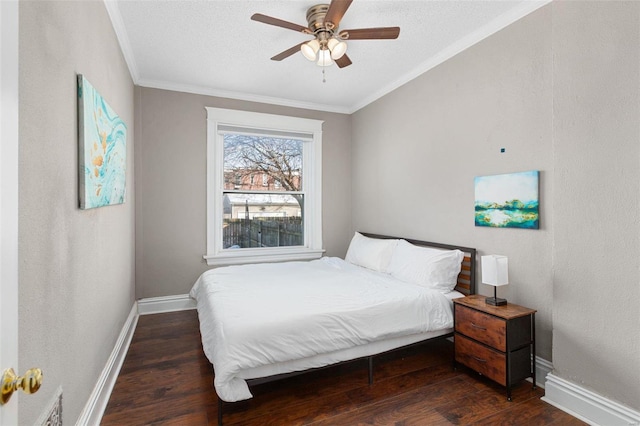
[485,297,507,306]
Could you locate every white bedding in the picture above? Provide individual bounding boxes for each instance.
[190,257,455,402]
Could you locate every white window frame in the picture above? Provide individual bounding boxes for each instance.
[204,107,324,266]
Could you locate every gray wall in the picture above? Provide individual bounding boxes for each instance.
[19,1,135,424]
[551,1,640,409]
[15,0,640,422]
[352,6,554,359]
[135,87,352,298]
[352,1,640,412]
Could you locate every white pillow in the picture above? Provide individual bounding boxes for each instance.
[387,239,464,293]
[344,232,398,272]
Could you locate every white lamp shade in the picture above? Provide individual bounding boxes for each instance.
[301,39,320,61]
[316,49,333,66]
[481,255,509,286]
[327,37,347,59]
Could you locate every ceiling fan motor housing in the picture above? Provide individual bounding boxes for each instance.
[252,0,399,68]
[307,4,334,33]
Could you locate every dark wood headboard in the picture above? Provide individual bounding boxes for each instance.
[360,232,476,296]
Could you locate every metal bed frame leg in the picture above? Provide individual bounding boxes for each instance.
[217,395,223,426]
[368,356,374,385]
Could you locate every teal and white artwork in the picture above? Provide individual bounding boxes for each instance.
[78,74,126,209]
[474,171,539,229]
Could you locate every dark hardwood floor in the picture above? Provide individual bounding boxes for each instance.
[102,310,584,426]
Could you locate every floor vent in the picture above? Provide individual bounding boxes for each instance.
[38,387,62,426]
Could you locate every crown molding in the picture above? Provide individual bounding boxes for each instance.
[104,0,550,115]
[104,0,348,114]
[136,78,352,114]
[103,0,140,83]
[349,0,552,113]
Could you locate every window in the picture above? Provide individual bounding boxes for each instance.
[205,107,324,266]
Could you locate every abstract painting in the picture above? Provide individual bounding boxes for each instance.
[475,171,539,229]
[78,74,127,209]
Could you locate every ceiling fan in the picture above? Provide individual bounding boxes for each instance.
[251,0,400,69]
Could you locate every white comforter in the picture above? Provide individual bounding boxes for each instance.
[189,257,453,402]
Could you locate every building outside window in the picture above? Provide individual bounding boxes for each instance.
[205,107,323,266]
[223,133,303,248]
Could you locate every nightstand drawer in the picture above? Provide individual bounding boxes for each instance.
[455,334,506,386]
[455,304,506,351]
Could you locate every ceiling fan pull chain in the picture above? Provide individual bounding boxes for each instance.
[322,67,326,83]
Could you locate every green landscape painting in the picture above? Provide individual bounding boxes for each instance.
[475,171,539,229]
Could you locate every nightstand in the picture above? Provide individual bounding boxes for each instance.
[453,294,536,401]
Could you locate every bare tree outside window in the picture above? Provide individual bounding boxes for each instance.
[222,134,304,248]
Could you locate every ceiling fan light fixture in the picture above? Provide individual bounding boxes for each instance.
[253,0,400,71]
[301,39,320,61]
[316,48,333,67]
[327,37,347,60]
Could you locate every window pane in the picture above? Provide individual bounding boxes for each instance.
[223,134,302,192]
[222,193,304,248]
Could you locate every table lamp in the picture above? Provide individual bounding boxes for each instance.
[482,255,508,306]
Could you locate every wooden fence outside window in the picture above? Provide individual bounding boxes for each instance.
[223,217,303,248]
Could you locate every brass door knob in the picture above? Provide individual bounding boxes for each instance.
[1,368,43,405]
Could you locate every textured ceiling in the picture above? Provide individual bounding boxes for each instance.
[106,0,549,113]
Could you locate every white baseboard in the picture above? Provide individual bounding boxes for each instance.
[137,294,196,315]
[83,300,618,426]
[76,302,139,426]
[542,373,640,426]
[529,356,553,389]
[75,296,196,425]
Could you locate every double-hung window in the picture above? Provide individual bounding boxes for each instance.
[205,107,324,266]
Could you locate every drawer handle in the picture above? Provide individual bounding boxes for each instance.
[472,356,487,363]
[471,323,486,331]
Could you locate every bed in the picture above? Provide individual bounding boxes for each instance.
[190,232,476,424]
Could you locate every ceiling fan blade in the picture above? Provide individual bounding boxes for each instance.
[339,27,400,40]
[271,42,306,61]
[335,54,352,68]
[251,13,310,34]
[324,0,353,29]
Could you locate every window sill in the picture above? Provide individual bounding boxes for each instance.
[203,247,325,267]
